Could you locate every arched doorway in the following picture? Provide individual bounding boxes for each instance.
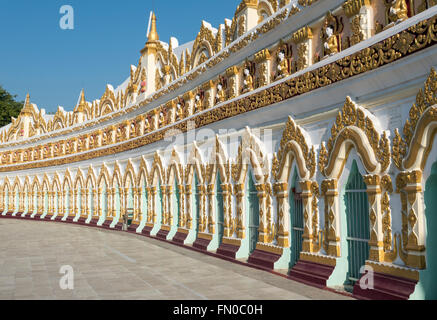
[3,185,9,214]
[152,179,163,234]
[64,185,70,219]
[170,179,180,234]
[76,184,82,220]
[289,168,304,267]
[13,184,19,214]
[216,173,224,246]
[53,185,59,218]
[23,184,29,215]
[125,175,134,226]
[101,181,108,221]
[140,177,147,222]
[115,181,121,221]
[32,184,38,216]
[343,160,370,291]
[87,182,94,220]
[246,171,259,255]
[43,184,49,217]
[193,172,200,235]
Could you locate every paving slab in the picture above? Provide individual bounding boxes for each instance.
[0,219,353,300]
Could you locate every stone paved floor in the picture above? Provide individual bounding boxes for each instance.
[0,219,352,300]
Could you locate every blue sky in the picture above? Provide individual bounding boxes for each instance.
[0,0,240,114]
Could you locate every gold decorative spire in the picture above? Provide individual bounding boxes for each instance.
[141,12,159,55]
[75,89,87,113]
[20,93,33,116]
[147,12,159,43]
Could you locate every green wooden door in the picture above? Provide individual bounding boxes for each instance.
[345,161,370,287]
[290,184,304,267]
[194,173,199,233]
[248,173,259,254]
[422,161,437,299]
[156,181,162,224]
[141,182,147,221]
[216,174,224,245]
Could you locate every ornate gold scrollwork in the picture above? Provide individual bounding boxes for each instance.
[392,67,437,170]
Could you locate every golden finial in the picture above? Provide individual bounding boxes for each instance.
[75,89,86,113]
[20,93,33,116]
[147,12,159,43]
[79,89,86,104]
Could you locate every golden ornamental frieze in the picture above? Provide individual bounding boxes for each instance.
[2,15,437,172]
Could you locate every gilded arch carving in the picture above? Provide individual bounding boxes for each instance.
[231,127,273,242]
[85,166,97,188]
[150,152,165,186]
[52,173,61,192]
[112,162,122,188]
[123,160,137,219]
[42,174,50,192]
[23,176,30,192]
[137,156,150,187]
[123,160,137,188]
[3,177,12,191]
[206,135,230,185]
[318,97,392,259]
[32,176,40,191]
[393,68,437,171]
[0,177,11,212]
[186,142,206,185]
[96,164,110,219]
[319,97,390,179]
[74,169,85,190]
[136,157,150,223]
[18,176,30,213]
[205,136,232,235]
[99,86,116,117]
[11,177,21,212]
[28,176,38,213]
[272,116,315,182]
[165,148,183,228]
[167,148,183,186]
[97,164,110,188]
[63,169,72,191]
[258,0,276,22]
[272,116,319,250]
[391,68,437,269]
[148,152,165,225]
[231,127,269,184]
[184,143,207,232]
[191,22,216,68]
[12,176,21,193]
